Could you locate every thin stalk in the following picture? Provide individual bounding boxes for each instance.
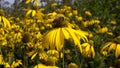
[74,46,81,67]
[62,47,65,68]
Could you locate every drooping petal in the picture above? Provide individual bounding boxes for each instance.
[43,29,55,49]
[55,28,64,51]
[74,30,88,42]
[65,28,80,46]
[62,28,70,39]
[115,44,120,58]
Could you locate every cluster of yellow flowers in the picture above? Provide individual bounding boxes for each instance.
[0,0,118,68]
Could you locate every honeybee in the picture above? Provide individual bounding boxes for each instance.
[52,16,65,28]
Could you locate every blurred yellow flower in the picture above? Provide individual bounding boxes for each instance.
[0,9,4,16]
[0,16,11,28]
[51,2,58,7]
[97,26,108,33]
[80,40,95,58]
[68,12,73,17]
[100,41,120,58]
[65,49,71,54]
[34,64,58,68]
[110,20,117,25]
[47,50,59,58]
[44,56,58,66]
[39,52,48,61]
[85,10,92,16]
[72,10,78,15]
[11,60,22,68]
[68,62,78,68]
[25,0,41,6]
[75,16,83,21]
[25,9,36,17]
[0,54,4,65]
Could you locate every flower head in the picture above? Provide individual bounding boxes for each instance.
[42,16,88,52]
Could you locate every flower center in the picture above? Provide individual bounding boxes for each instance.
[52,16,67,28]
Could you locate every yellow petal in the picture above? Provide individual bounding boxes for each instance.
[43,29,56,49]
[85,44,90,53]
[31,53,37,60]
[62,28,70,39]
[2,17,7,27]
[108,43,116,53]
[55,28,64,51]
[33,64,47,68]
[74,30,88,42]
[78,44,82,53]
[50,29,57,49]
[2,17,10,27]
[81,43,89,48]
[65,28,80,46]
[25,0,31,4]
[0,16,1,22]
[60,28,64,51]
[91,46,95,58]
[32,10,36,17]
[100,42,113,52]
[115,44,120,58]
[26,10,32,17]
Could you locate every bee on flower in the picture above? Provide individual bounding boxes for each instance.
[42,15,88,53]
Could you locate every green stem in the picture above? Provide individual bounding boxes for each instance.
[63,47,65,68]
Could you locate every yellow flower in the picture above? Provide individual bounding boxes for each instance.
[75,16,83,21]
[25,9,36,17]
[11,60,22,68]
[0,9,4,16]
[34,64,58,68]
[101,42,116,52]
[42,16,88,52]
[51,2,58,7]
[110,20,117,25]
[44,56,58,66]
[68,62,78,68]
[115,44,120,58]
[0,16,11,28]
[85,10,92,16]
[25,0,41,6]
[68,12,73,17]
[65,49,71,54]
[0,36,7,46]
[80,41,95,58]
[97,26,108,33]
[101,36,120,58]
[47,50,59,58]
[82,21,89,27]
[39,52,48,61]
[0,54,4,65]
[72,10,78,15]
